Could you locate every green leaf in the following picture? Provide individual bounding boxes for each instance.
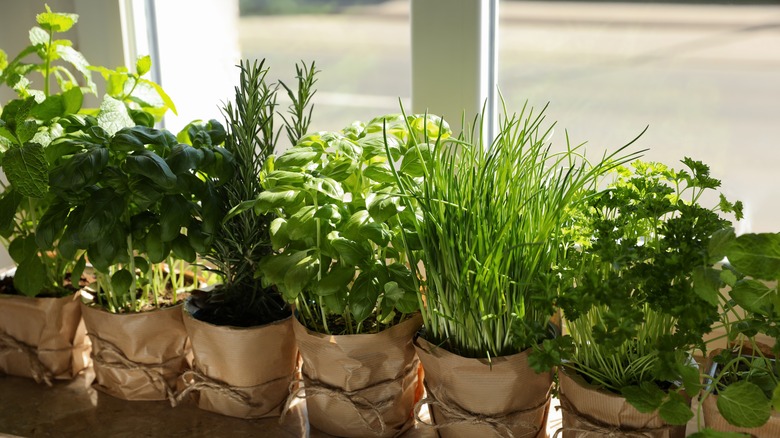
[717,381,772,428]
[13,256,46,297]
[367,191,401,223]
[165,144,204,175]
[315,265,355,297]
[363,162,396,184]
[622,381,665,413]
[0,190,22,237]
[136,55,152,76]
[141,78,177,115]
[274,146,320,168]
[679,364,702,396]
[145,226,168,264]
[159,195,191,242]
[3,142,48,198]
[269,217,290,251]
[692,266,721,307]
[731,279,772,316]
[16,121,38,144]
[37,6,78,33]
[329,234,371,267]
[49,148,108,191]
[727,233,780,280]
[257,251,309,300]
[70,255,87,286]
[62,86,83,114]
[349,271,381,324]
[125,150,177,190]
[399,143,432,177]
[96,95,134,136]
[55,45,95,93]
[772,382,780,412]
[35,201,69,249]
[111,269,134,296]
[284,254,319,298]
[253,189,302,213]
[171,234,196,263]
[28,26,49,46]
[30,95,65,122]
[9,235,38,264]
[658,392,693,426]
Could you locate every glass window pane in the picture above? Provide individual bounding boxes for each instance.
[498,1,780,232]
[239,0,411,135]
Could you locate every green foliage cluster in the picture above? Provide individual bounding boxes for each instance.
[544,158,743,427]
[254,113,440,334]
[0,7,173,298]
[390,102,639,359]
[193,59,318,327]
[693,230,780,432]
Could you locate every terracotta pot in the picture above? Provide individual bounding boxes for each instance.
[558,369,686,438]
[415,337,552,438]
[81,301,189,401]
[292,314,423,438]
[180,300,298,419]
[0,286,90,384]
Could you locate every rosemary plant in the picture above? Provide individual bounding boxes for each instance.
[193,59,317,326]
[391,101,640,360]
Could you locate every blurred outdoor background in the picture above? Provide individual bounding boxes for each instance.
[237,0,780,233]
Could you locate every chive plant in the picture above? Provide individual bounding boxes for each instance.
[391,101,640,359]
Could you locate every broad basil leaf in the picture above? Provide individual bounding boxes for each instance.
[125,150,177,190]
[13,256,47,297]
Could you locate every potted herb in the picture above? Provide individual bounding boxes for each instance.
[694,230,780,436]
[178,59,316,419]
[0,6,172,385]
[391,103,636,438]
[45,89,229,401]
[545,159,742,437]
[253,112,429,436]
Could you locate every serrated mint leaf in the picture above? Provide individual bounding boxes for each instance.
[37,6,78,33]
[55,45,95,94]
[3,142,48,198]
[622,381,665,413]
[136,55,152,76]
[692,266,720,307]
[29,26,49,46]
[717,380,772,428]
[728,233,780,280]
[97,95,134,136]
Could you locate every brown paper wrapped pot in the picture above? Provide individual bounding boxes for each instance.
[181,301,298,419]
[415,337,552,438]
[558,369,686,438]
[81,301,189,401]
[0,291,90,384]
[292,313,423,438]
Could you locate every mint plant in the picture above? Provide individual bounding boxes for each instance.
[545,159,743,427]
[691,230,780,433]
[253,112,432,334]
[0,7,165,297]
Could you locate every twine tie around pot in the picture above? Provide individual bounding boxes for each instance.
[280,359,420,436]
[88,333,180,406]
[176,368,290,416]
[415,384,549,438]
[553,395,672,438]
[0,331,57,386]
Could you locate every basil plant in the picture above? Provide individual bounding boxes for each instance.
[253,114,447,335]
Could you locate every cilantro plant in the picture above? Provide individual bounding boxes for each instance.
[548,159,743,427]
[253,112,433,335]
[390,102,639,359]
[0,6,173,297]
[191,59,318,327]
[692,230,780,432]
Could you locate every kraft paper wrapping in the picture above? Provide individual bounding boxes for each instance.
[291,313,423,438]
[558,369,686,438]
[181,304,298,419]
[0,292,90,384]
[415,337,552,438]
[81,301,189,402]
